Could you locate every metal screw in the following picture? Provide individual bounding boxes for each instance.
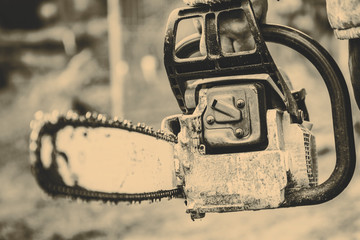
[199,144,206,154]
[206,115,215,125]
[235,128,244,138]
[236,99,245,108]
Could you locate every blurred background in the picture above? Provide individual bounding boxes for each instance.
[0,0,359,239]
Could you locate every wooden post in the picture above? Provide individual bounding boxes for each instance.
[107,0,127,118]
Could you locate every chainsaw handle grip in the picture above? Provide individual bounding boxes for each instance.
[164,0,301,122]
[260,24,356,207]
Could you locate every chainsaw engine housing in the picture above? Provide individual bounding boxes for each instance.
[162,75,318,219]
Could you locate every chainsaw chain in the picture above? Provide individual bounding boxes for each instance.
[29,110,183,203]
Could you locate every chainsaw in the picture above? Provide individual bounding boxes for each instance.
[29,0,356,220]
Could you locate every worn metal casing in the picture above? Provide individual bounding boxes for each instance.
[173,85,317,215]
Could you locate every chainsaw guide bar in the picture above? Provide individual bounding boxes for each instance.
[30,111,183,203]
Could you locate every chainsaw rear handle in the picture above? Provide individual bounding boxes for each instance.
[169,6,356,207]
[261,24,356,207]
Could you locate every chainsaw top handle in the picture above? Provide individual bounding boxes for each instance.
[164,0,301,123]
[164,0,355,208]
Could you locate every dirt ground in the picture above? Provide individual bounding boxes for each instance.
[1,5,360,240]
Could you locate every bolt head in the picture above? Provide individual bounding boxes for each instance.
[198,144,206,154]
[235,128,244,138]
[236,99,245,108]
[206,115,215,124]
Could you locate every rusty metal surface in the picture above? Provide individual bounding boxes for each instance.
[173,87,318,215]
[182,150,288,212]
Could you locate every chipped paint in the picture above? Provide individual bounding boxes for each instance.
[175,107,317,214]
